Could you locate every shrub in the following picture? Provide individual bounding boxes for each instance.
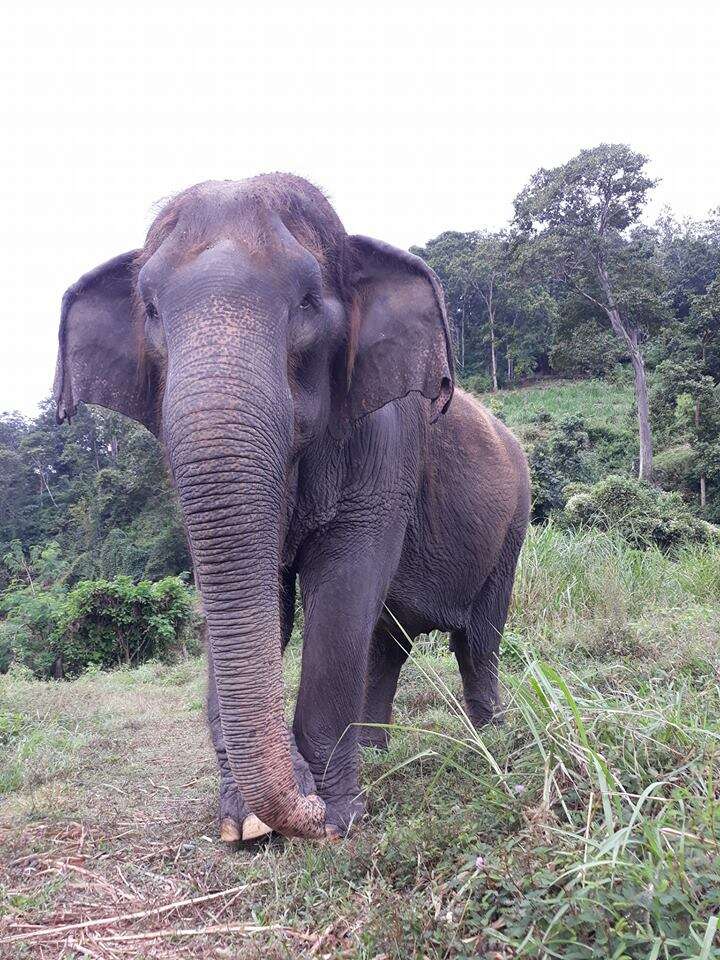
[53,576,199,677]
[0,591,64,677]
[1,568,201,678]
[563,475,716,550]
[526,415,633,522]
[0,542,67,676]
[653,443,699,497]
[461,371,494,395]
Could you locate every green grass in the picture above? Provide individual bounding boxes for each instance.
[1,525,719,958]
[478,377,635,433]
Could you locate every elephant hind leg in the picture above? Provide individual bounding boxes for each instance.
[360,624,412,750]
[452,527,523,729]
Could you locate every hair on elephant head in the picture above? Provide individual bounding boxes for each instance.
[54,174,454,839]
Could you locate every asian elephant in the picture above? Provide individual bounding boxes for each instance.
[53,174,530,841]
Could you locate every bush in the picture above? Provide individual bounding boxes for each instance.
[53,576,200,677]
[563,475,716,550]
[0,542,67,676]
[461,371,494,394]
[0,591,64,677]
[1,568,201,678]
[526,415,634,522]
[653,443,699,496]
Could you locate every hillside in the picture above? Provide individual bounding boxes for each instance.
[478,378,634,434]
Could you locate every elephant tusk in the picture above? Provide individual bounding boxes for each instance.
[220,818,242,843]
[241,814,273,842]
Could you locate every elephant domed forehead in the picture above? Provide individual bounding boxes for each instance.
[139,175,348,288]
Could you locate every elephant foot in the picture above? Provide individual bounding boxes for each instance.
[218,782,273,844]
[322,793,366,837]
[242,814,272,841]
[219,814,272,843]
[219,817,242,842]
[467,699,506,730]
[218,724,318,844]
[358,727,390,751]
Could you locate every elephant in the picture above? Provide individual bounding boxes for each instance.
[53,174,530,841]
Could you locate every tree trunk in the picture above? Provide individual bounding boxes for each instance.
[596,261,653,482]
[627,330,653,483]
[606,307,653,482]
[695,399,707,508]
[489,309,498,392]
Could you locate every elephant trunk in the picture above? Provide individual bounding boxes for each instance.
[163,317,325,839]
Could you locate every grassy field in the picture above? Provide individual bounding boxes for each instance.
[477,378,635,434]
[2,523,719,959]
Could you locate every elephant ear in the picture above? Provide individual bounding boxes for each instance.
[336,235,454,433]
[53,251,160,435]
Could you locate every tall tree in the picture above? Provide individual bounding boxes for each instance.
[469,232,510,392]
[410,231,484,372]
[414,231,555,387]
[513,144,662,481]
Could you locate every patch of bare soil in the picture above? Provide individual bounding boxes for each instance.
[0,677,322,959]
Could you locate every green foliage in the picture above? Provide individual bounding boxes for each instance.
[512,144,669,482]
[0,542,68,676]
[564,475,717,550]
[516,412,634,522]
[653,444,698,492]
[54,575,199,677]
[650,350,720,520]
[0,402,190,592]
[549,298,625,377]
[451,648,720,959]
[1,541,200,678]
[512,144,666,336]
[412,229,556,385]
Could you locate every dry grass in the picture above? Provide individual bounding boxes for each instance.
[0,666,271,958]
[0,655,470,959]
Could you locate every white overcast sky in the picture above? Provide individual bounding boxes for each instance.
[2,1,719,415]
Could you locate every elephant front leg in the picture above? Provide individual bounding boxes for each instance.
[207,648,265,841]
[207,646,316,842]
[293,553,396,836]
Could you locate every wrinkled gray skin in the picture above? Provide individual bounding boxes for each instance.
[54,175,530,840]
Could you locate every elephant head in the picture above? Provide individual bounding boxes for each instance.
[53,175,454,838]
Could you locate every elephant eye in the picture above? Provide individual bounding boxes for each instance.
[298,293,318,312]
[145,302,158,320]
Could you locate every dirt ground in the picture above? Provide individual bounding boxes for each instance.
[0,661,350,960]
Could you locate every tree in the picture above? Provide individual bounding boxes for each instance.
[513,144,663,481]
[650,212,720,513]
[651,280,720,515]
[410,231,484,372]
[654,208,720,323]
[413,231,555,388]
[0,402,190,590]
